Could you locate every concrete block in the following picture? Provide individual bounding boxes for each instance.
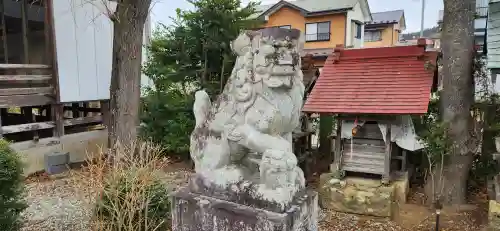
[44,151,70,175]
[45,151,69,165]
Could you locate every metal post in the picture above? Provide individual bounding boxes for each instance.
[435,198,442,231]
[435,209,440,231]
[420,0,426,38]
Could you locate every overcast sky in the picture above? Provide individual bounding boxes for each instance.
[150,0,443,33]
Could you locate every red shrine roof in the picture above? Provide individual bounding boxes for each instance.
[303,39,437,115]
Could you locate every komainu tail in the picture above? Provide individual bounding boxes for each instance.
[193,90,211,128]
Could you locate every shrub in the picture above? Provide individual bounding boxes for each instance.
[72,141,171,231]
[95,168,171,231]
[0,139,27,231]
[140,88,195,158]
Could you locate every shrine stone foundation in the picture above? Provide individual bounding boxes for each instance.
[489,200,500,231]
[171,175,318,231]
[488,174,500,231]
[318,171,409,219]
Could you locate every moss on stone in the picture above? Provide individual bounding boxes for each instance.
[318,174,397,218]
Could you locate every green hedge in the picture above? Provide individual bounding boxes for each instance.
[140,89,195,158]
[0,139,26,231]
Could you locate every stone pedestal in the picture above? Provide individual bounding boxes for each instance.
[489,200,500,231]
[171,176,318,231]
[318,172,409,218]
[488,174,500,231]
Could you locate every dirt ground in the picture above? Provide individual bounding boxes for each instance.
[24,160,490,231]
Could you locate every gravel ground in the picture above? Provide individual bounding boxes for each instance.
[21,174,92,231]
[318,209,405,231]
[21,167,192,231]
[21,174,404,231]
[21,166,487,231]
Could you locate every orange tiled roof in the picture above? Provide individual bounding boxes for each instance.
[303,39,437,115]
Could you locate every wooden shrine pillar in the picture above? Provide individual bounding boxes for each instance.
[51,104,64,137]
[401,150,407,172]
[382,122,392,184]
[100,100,110,129]
[0,109,3,139]
[21,0,29,63]
[71,103,80,118]
[331,118,342,172]
[319,114,333,158]
[46,0,64,137]
[0,0,7,63]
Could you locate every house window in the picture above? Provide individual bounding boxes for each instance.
[305,22,330,42]
[364,30,382,42]
[354,22,362,39]
[278,25,291,29]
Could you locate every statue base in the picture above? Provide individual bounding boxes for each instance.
[187,174,304,212]
[171,176,318,231]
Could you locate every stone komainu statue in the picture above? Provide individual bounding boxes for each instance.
[190,28,305,203]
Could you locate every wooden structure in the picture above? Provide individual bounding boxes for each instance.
[487,0,500,94]
[292,114,315,180]
[301,54,318,89]
[303,39,437,183]
[291,54,319,180]
[333,117,406,183]
[0,0,151,143]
